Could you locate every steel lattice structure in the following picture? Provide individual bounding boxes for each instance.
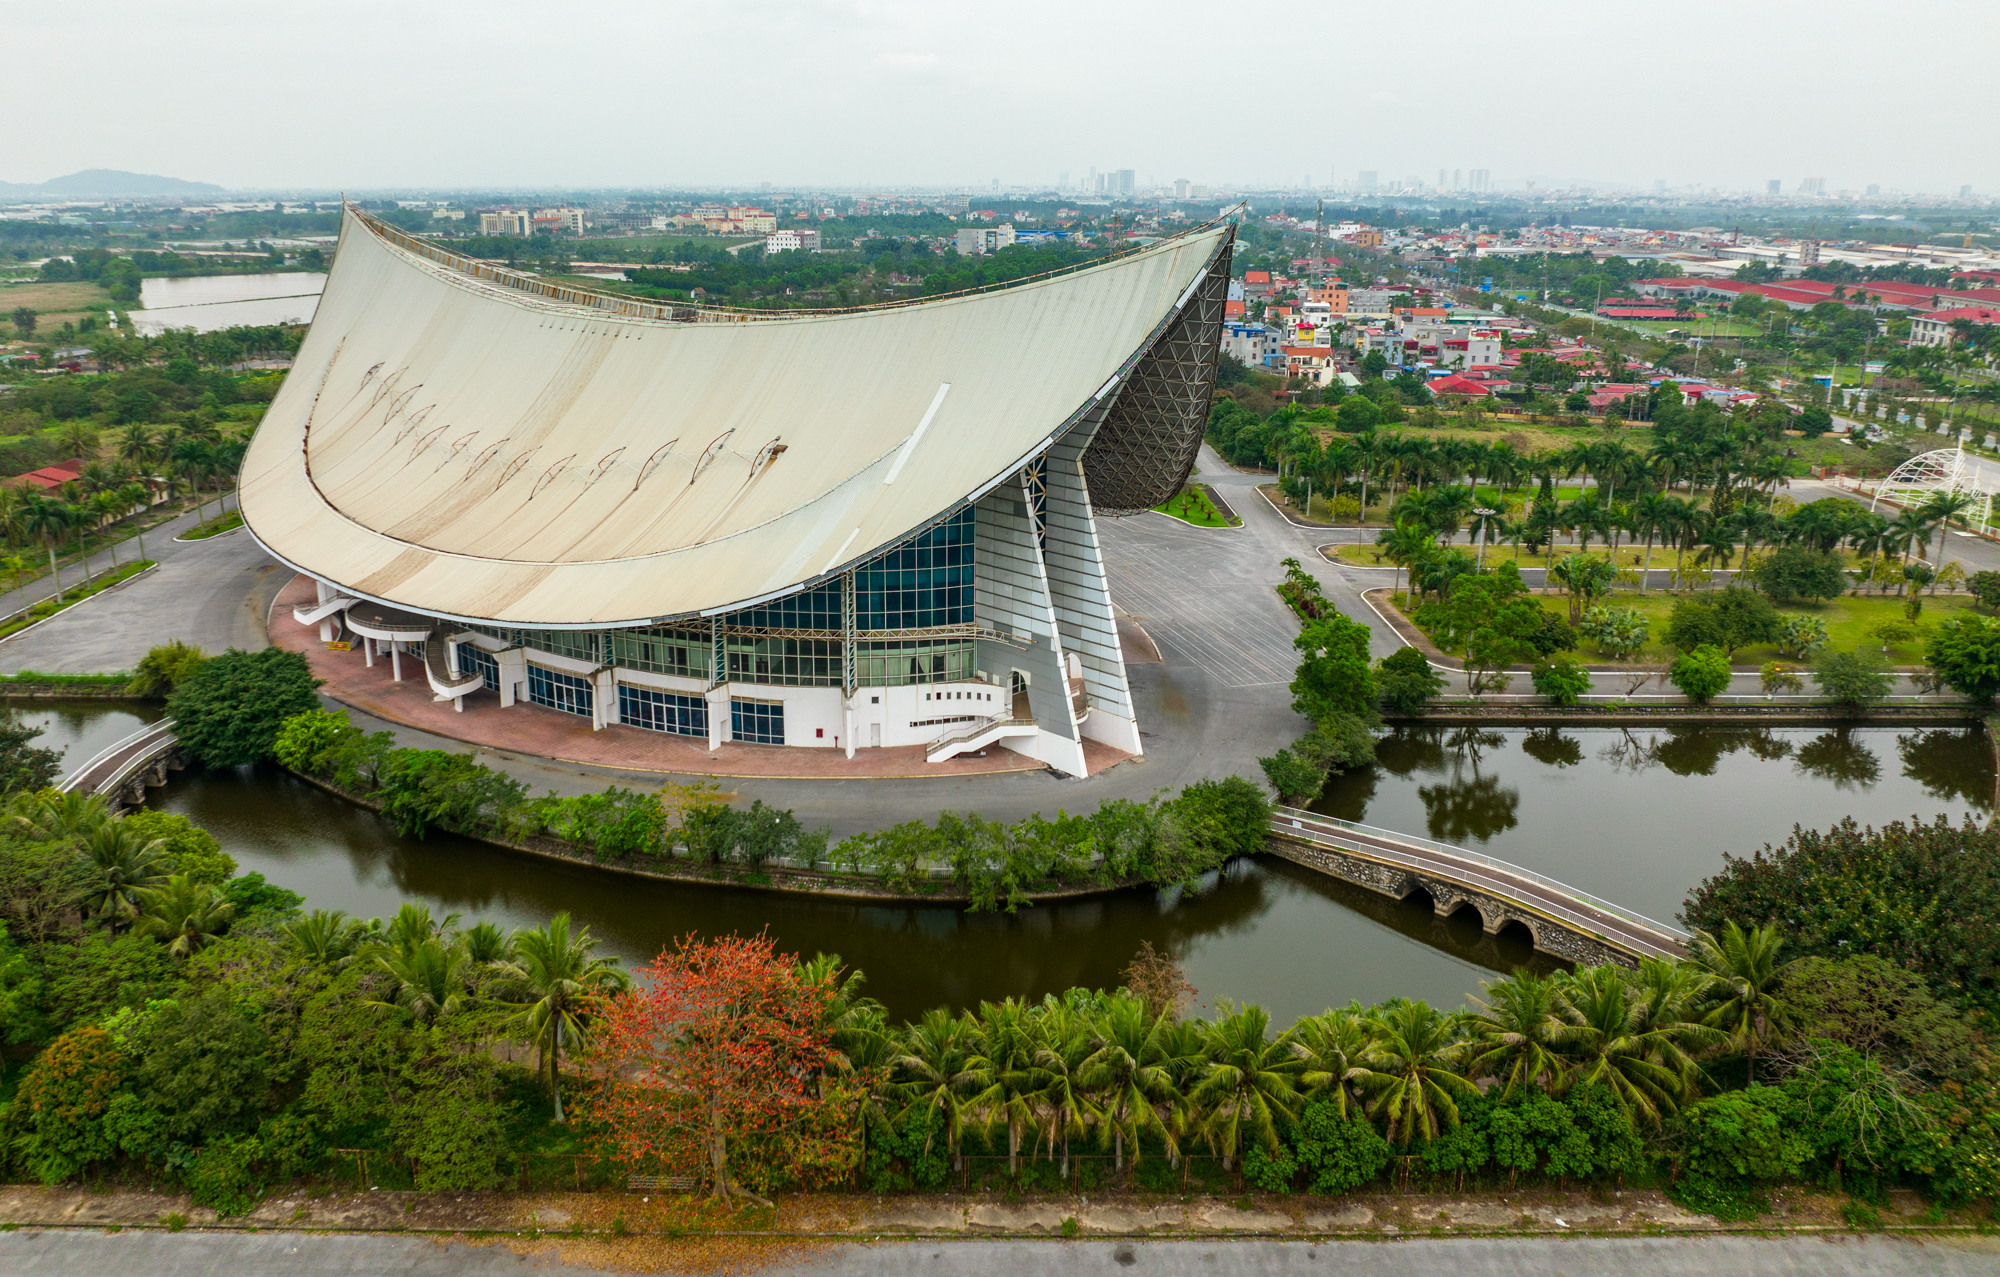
[1082,231,1234,513]
[1871,446,1995,531]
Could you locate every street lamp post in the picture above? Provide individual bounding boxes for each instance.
[1474,506,1497,570]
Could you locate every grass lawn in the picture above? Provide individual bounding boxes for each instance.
[0,278,114,331]
[1545,588,1975,666]
[1610,318,1765,339]
[1153,486,1238,527]
[178,510,243,540]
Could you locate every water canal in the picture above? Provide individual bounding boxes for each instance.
[19,703,1993,1025]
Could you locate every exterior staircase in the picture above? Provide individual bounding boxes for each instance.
[925,714,1037,764]
[423,628,484,710]
[292,594,357,627]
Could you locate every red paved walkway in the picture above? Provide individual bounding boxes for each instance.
[271,575,1131,780]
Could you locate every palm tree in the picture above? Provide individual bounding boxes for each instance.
[1356,1000,1473,1144]
[1319,440,1357,526]
[1625,956,1725,1095]
[1462,970,1569,1096]
[19,496,73,604]
[173,438,217,525]
[893,1007,980,1168]
[76,823,169,926]
[284,909,367,964]
[498,912,627,1122]
[119,483,153,562]
[962,999,1046,1177]
[1190,1002,1300,1174]
[118,422,161,472]
[1691,921,1794,1085]
[371,936,475,1025]
[1032,998,1097,1177]
[1553,966,1684,1128]
[1285,1004,1371,1118]
[1377,518,1435,601]
[7,788,110,840]
[1631,492,1675,594]
[135,874,235,958]
[1920,490,1978,573]
[1080,996,1179,1170]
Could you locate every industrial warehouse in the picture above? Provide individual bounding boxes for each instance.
[239,208,1232,776]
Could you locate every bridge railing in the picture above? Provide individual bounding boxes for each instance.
[57,720,177,796]
[94,724,179,799]
[1270,805,1690,950]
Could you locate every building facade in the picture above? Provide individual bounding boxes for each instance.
[244,208,1233,776]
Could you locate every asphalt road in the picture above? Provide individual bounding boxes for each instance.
[2,1231,1994,1276]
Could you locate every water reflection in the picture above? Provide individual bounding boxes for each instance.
[1316,722,1992,923]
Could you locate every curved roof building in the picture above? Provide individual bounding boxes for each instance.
[245,208,1233,774]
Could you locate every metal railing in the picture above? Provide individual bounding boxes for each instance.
[1269,805,1689,960]
[927,714,1035,757]
[58,720,177,795]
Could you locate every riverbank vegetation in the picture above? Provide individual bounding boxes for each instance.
[0,747,1994,1219]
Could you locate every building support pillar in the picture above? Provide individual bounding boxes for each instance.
[841,570,857,758]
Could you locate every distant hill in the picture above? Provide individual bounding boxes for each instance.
[0,170,226,197]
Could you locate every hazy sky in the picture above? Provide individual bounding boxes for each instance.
[9,0,1996,195]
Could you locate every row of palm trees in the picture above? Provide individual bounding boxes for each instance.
[0,422,246,602]
[796,922,1789,1180]
[1378,481,1978,603]
[1276,425,1794,531]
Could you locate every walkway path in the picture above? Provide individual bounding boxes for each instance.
[3,1230,1993,1277]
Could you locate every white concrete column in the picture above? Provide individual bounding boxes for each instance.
[843,697,855,760]
[706,685,730,751]
[363,636,374,668]
[390,643,402,683]
[495,647,526,708]
[592,668,617,730]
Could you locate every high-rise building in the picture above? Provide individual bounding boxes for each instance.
[1453,168,1462,190]
[1867,184,1881,196]
[1358,170,1378,193]
[1767,180,1782,195]
[1173,178,1190,200]
[1059,171,1069,189]
[1438,168,1447,189]
[1653,179,1666,195]
[1963,185,1975,198]
[1801,177,1825,195]
[1799,240,1821,267]
[1469,169,1490,192]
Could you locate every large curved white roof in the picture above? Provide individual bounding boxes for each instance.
[240,209,1228,627]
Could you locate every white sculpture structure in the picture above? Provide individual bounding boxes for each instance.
[1871,447,1996,534]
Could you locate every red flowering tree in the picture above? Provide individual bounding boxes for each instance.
[584,933,848,1204]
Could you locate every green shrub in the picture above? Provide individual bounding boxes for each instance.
[375,749,527,839]
[1289,1097,1392,1193]
[1376,645,1444,715]
[127,641,208,698]
[1925,613,2000,703]
[1813,651,1890,711]
[1754,547,1848,604]
[1242,1142,1298,1192]
[187,1135,265,1217]
[1530,655,1591,706]
[12,1028,125,1184]
[1669,644,1731,703]
[117,809,234,885]
[167,648,323,767]
[1259,748,1325,805]
[523,787,668,859]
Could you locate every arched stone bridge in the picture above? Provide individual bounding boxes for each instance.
[1266,808,1689,968]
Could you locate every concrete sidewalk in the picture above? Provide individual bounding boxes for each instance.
[0,492,240,623]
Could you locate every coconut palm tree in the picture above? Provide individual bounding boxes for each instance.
[18,495,73,603]
[1461,970,1569,1096]
[1624,956,1725,1095]
[1284,1004,1371,1118]
[1356,1000,1473,1145]
[1690,921,1795,1085]
[1032,998,1097,1177]
[76,823,169,926]
[1190,1002,1300,1174]
[1553,966,1685,1128]
[135,874,235,958]
[283,908,367,965]
[1080,995,1179,1170]
[118,483,153,563]
[6,788,109,840]
[1919,490,1978,573]
[371,935,475,1026]
[498,912,627,1122]
[962,999,1046,1177]
[1376,518,1435,601]
[893,1007,980,1168]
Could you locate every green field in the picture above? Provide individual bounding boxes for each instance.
[1395,585,1974,667]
